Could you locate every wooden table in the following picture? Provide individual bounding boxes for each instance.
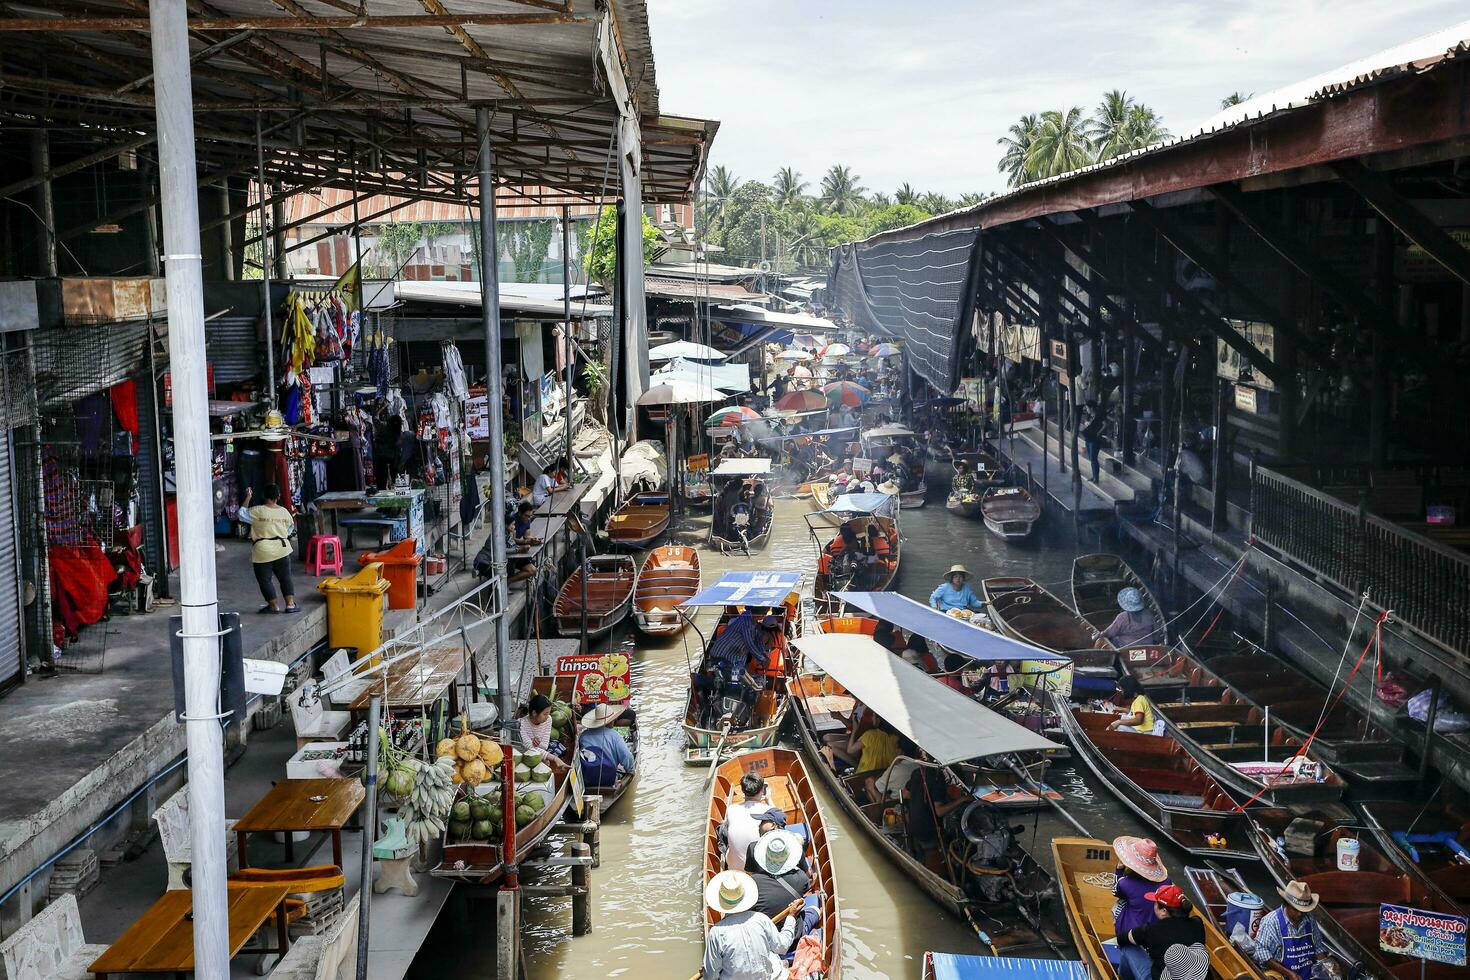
[311,490,369,539]
[88,882,291,978]
[345,642,464,714]
[234,778,364,870]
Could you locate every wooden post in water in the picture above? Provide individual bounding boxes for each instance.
[571,841,593,936]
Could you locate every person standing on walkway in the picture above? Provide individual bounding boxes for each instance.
[1081,400,1105,484]
[238,484,299,614]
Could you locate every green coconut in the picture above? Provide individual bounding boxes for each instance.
[514,763,533,784]
[514,804,536,826]
[471,819,492,840]
[487,804,502,824]
[451,801,471,822]
[521,750,543,769]
[523,791,546,813]
[530,763,553,782]
[448,819,470,840]
[468,798,490,821]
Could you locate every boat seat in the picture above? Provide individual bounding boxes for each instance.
[1174,720,1239,729]
[1151,792,1205,808]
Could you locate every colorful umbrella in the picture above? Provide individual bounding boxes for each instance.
[704,405,760,427]
[871,343,900,357]
[637,380,721,406]
[775,349,812,361]
[774,389,828,412]
[823,380,870,408]
[822,342,852,357]
[787,365,814,378]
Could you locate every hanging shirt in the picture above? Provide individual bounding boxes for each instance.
[239,504,295,564]
[442,343,469,401]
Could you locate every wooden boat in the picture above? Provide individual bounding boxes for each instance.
[703,748,840,977]
[1183,865,1353,980]
[811,498,901,603]
[807,480,842,527]
[898,482,928,509]
[1125,639,1411,788]
[1070,554,1167,643]
[434,748,574,884]
[1249,807,1467,979]
[684,481,714,510]
[982,577,1117,694]
[1359,800,1470,910]
[945,487,984,518]
[709,465,775,551]
[530,672,639,814]
[605,491,671,549]
[553,554,637,639]
[1053,697,1255,859]
[633,546,700,636]
[980,486,1041,539]
[1052,837,1272,980]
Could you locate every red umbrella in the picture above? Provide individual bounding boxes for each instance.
[774,389,827,412]
[822,380,870,408]
[705,405,761,427]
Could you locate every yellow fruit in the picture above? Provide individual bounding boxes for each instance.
[455,733,481,761]
[436,738,456,758]
[451,769,464,785]
[463,759,488,786]
[479,741,503,767]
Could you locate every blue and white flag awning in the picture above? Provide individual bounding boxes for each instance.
[681,571,803,607]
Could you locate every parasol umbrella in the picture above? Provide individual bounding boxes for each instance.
[822,380,870,408]
[704,405,761,427]
[821,342,852,357]
[775,349,812,361]
[637,380,721,405]
[647,340,727,362]
[774,389,828,412]
[871,343,900,357]
[787,364,814,378]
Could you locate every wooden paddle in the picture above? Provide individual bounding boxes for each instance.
[686,900,805,980]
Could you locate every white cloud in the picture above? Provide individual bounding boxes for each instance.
[646,0,1469,197]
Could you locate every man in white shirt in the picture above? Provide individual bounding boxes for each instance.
[702,870,802,980]
[720,773,775,872]
[531,456,569,507]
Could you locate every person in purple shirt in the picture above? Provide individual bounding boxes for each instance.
[1112,835,1172,980]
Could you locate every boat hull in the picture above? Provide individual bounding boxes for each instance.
[553,555,637,640]
[1070,554,1166,642]
[633,546,700,636]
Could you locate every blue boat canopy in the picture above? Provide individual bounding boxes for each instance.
[927,953,1089,980]
[833,591,1070,662]
[681,570,803,607]
[817,492,898,519]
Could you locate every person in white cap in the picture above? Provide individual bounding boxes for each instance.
[930,564,985,614]
[1251,880,1324,979]
[702,870,804,980]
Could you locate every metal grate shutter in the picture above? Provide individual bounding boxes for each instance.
[205,315,262,386]
[0,431,22,691]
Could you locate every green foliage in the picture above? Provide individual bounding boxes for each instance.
[1220,91,1252,108]
[998,91,1170,187]
[820,165,866,215]
[373,220,426,276]
[583,205,659,286]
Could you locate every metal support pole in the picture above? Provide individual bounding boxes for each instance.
[254,114,276,406]
[354,696,379,980]
[1211,376,1228,532]
[29,131,57,277]
[217,182,234,280]
[562,205,574,476]
[476,108,514,732]
[1120,327,1135,464]
[147,1,229,973]
[1065,323,1082,534]
[271,182,287,279]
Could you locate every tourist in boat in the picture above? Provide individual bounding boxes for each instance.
[980,660,1013,701]
[821,717,900,803]
[818,524,861,578]
[930,564,986,613]
[903,752,966,857]
[938,653,970,692]
[1112,835,1172,980]
[1116,883,1207,980]
[1108,676,1158,734]
[1100,587,1159,648]
[702,870,805,980]
[576,702,634,789]
[903,635,938,673]
[719,773,778,872]
[531,456,569,508]
[872,620,905,657]
[747,830,815,937]
[860,522,893,587]
[518,693,555,751]
[1250,881,1325,980]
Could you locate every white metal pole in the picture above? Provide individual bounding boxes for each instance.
[476,109,514,730]
[254,114,276,407]
[147,1,230,974]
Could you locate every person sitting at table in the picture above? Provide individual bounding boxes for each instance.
[507,501,539,583]
[518,693,555,751]
[531,457,569,508]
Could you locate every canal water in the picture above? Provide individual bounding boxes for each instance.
[417,489,1170,978]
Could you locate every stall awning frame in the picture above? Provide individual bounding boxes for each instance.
[681,571,803,607]
[834,592,1069,663]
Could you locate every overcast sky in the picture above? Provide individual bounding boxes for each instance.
[646,1,1468,198]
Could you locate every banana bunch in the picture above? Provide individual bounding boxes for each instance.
[401,756,457,846]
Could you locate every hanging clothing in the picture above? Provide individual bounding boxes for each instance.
[442,343,469,402]
[50,545,117,641]
[109,380,139,437]
[77,393,110,457]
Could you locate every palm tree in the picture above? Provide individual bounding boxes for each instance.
[869,191,893,207]
[996,114,1041,187]
[1089,89,1136,162]
[894,182,920,206]
[1123,104,1169,150]
[1220,91,1252,108]
[919,192,952,215]
[956,191,990,208]
[820,165,866,215]
[772,167,806,206]
[708,165,739,209]
[1026,107,1094,180]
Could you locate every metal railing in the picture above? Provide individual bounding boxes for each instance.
[1251,466,1470,656]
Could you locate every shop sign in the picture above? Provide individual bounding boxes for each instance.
[1049,339,1068,363]
[1378,903,1467,966]
[465,394,489,440]
[1233,385,1258,413]
[555,653,631,704]
[851,457,874,477]
[686,453,709,472]
[1216,322,1275,390]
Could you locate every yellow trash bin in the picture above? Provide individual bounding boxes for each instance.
[317,562,389,659]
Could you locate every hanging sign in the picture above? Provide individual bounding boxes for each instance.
[555,652,630,704]
[686,453,710,472]
[1233,385,1259,413]
[465,393,489,440]
[1379,904,1467,966]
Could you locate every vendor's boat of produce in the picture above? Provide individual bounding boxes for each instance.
[633,545,700,636]
[809,491,900,606]
[1070,554,1166,641]
[946,451,1006,518]
[1052,836,1270,979]
[708,457,775,551]
[1052,698,1255,859]
[808,479,842,526]
[1123,638,1412,789]
[1248,806,1467,979]
[605,491,672,549]
[982,577,1117,695]
[679,571,801,765]
[1357,800,1470,911]
[553,554,637,639]
[980,486,1041,540]
[788,630,1068,951]
[531,670,638,814]
[703,748,840,977]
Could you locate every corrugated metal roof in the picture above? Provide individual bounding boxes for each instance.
[645,277,765,302]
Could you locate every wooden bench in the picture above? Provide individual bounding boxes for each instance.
[0,894,108,980]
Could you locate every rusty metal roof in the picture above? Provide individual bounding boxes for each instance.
[645,277,765,302]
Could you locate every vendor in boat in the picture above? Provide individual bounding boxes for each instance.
[707,608,776,681]
[903,751,966,858]
[1116,883,1208,980]
[1112,836,1173,980]
[518,693,555,752]
[821,717,900,804]
[576,702,634,789]
[952,461,975,494]
[1108,676,1158,734]
[1251,881,1325,980]
[930,564,986,614]
[702,870,804,980]
[1100,587,1158,648]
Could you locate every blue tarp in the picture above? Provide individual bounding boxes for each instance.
[833,591,1069,662]
[927,953,1089,980]
[818,492,897,518]
[682,571,803,607]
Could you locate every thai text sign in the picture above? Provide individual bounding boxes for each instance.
[555,653,630,704]
[1379,903,1467,966]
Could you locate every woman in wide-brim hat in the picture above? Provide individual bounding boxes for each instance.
[1112,836,1173,980]
[1114,835,1169,882]
[931,563,985,614]
[705,869,759,916]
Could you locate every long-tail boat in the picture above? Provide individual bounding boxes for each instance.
[1182,865,1354,979]
[531,670,638,814]
[1249,806,1467,979]
[1070,554,1167,643]
[434,748,574,885]
[982,576,1117,695]
[605,490,672,549]
[809,491,901,605]
[633,546,700,636]
[788,630,1068,951]
[703,748,840,978]
[1359,800,1470,911]
[980,486,1042,540]
[708,458,775,551]
[1052,837,1273,980]
[553,554,637,639]
[1053,698,1256,859]
[1121,642,1409,791]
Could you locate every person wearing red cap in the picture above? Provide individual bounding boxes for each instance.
[1112,836,1171,980]
[1117,883,1207,980]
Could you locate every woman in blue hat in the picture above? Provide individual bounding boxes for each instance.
[1100,587,1157,649]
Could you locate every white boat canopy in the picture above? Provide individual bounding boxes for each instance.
[864,424,916,438]
[792,633,1061,764]
[710,457,773,476]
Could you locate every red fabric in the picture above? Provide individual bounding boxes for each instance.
[109,380,139,436]
[112,547,143,590]
[49,545,116,640]
[788,934,824,980]
[269,448,294,514]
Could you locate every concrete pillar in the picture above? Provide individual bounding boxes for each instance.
[29,131,56,277]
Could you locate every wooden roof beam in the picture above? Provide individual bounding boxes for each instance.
[1329,158,1470,289]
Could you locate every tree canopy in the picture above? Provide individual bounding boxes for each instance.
[997,90,1171,187]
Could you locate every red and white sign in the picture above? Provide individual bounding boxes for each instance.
[555,653,630,704]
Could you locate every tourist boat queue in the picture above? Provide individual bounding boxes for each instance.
[474,335,1466,980]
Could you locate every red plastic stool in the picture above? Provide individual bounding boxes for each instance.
[306,535,343,576]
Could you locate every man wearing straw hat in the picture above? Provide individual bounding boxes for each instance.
[702,870,804,980]
[747,830,813,928]
[1251,880,1324,979]
[576,702,634,789]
